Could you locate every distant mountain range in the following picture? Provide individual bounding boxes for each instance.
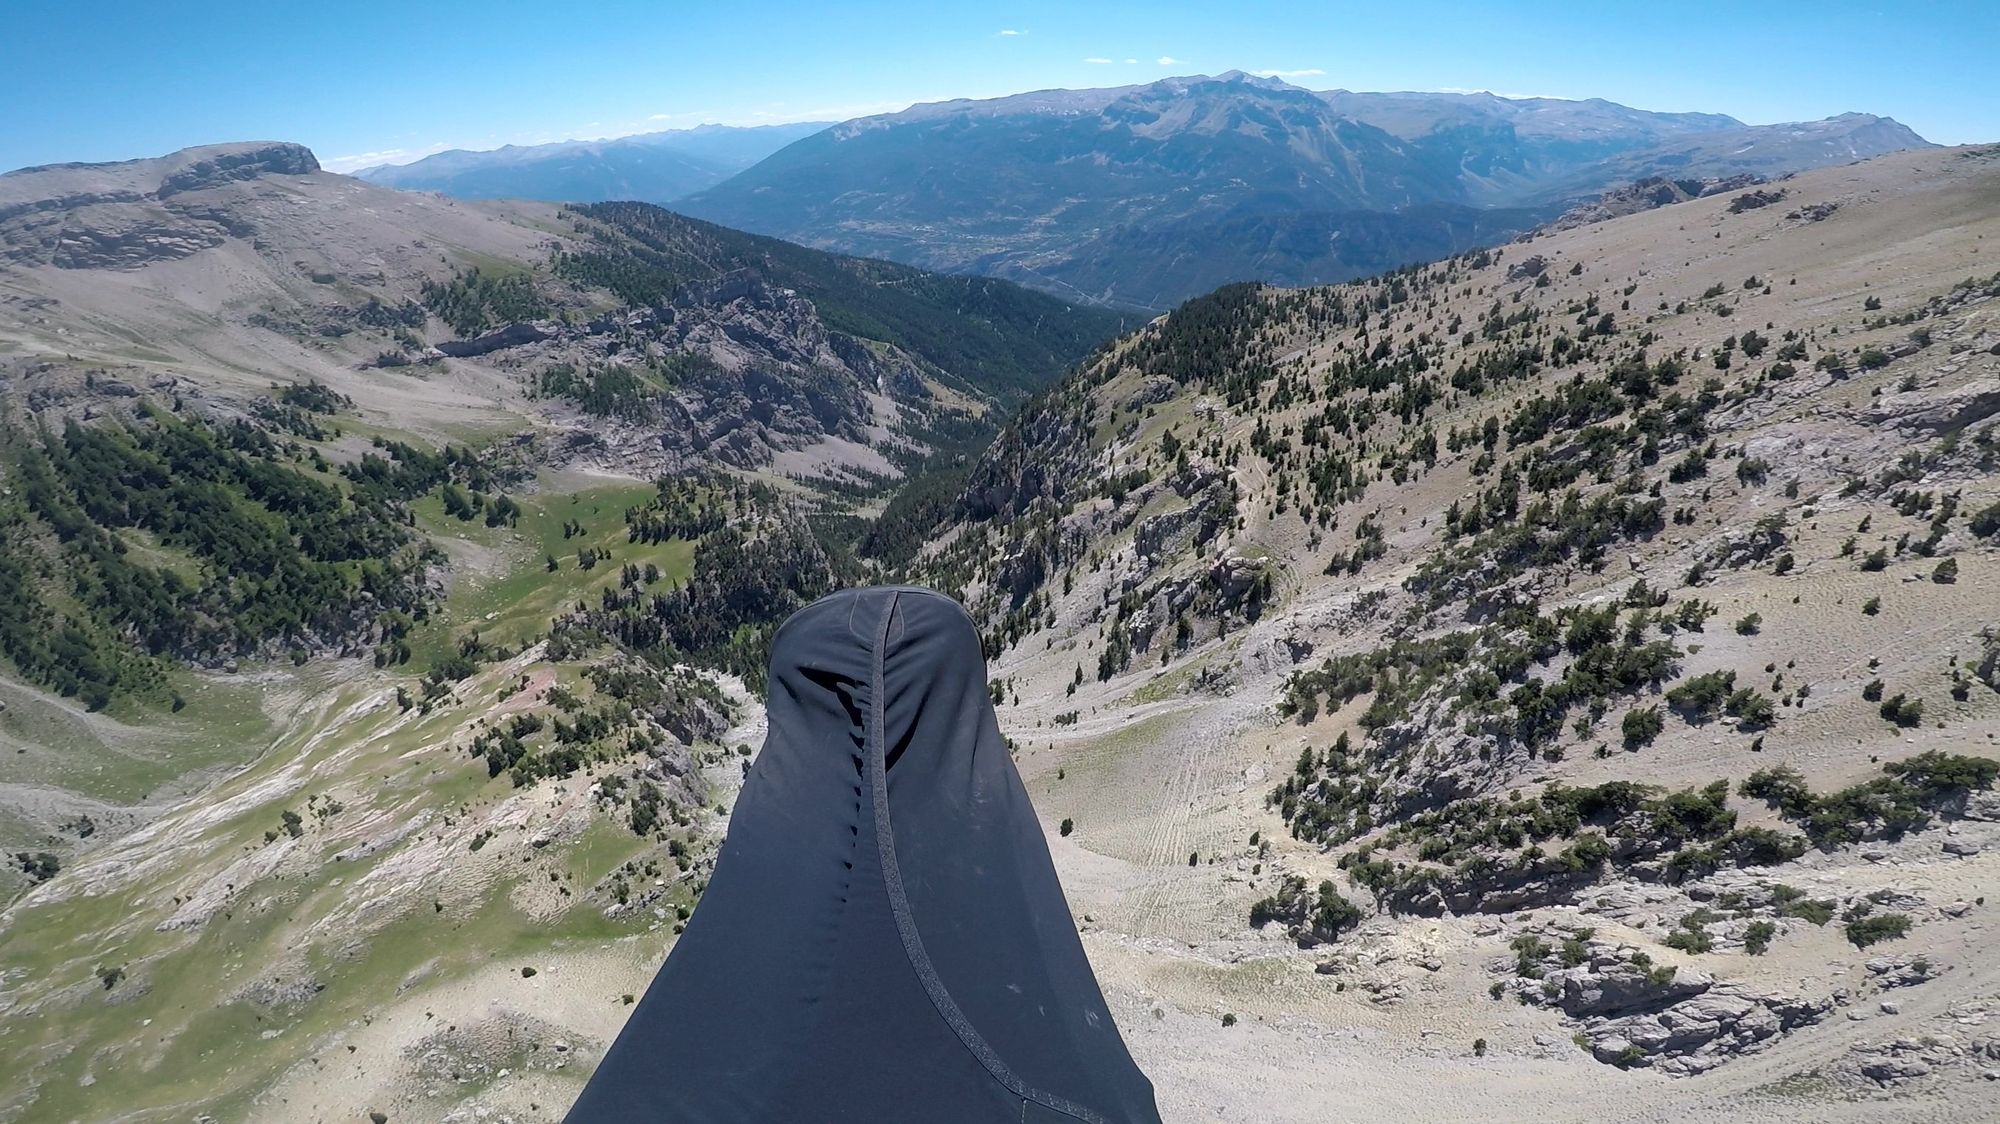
[675,73,1932,308]
[346,74,1934,311]
[354,121,830,203]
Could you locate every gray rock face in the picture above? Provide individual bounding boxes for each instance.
[1547,173,1768,232]
[1550,959,1712,1018]
[1976,629,2000,694]
[229,965,324,1012]
[405,1009,600,1096]
[1867,378,2000,434]
[1210,552,1265,601]
[1132,477,1231,562]
[501,275,931,476]
[1505,935,1830,1075]
[0,142,319,269]
[1578,981,1830,1075]
[1858,1054,1931,1082]
[1957,789,2000,822]
[663,295,879,465]
[435,321,556,357]
[1867,954,1942,989]
[1123,375,1177,410]
[154,143,320,197]
[1842,1033,1988,1087]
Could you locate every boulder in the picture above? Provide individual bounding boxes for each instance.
[435,320,556,357]
[1123,376,1176,410]
[1866,955,1941,988]
[1209,552,1265,604]
[1957,790,2000,823]
[1512,935,1831,1074]
[1553,961,1711,1019]
[1866,378,2000,434]
[1577,982,1826,1072]
[1857,1055,1931,1083]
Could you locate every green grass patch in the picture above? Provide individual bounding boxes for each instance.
[405,479,695,667]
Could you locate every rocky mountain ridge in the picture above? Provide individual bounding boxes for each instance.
[354,121,831,204]
[0,140,1126,1124]
[1,138,1996,1124]
[0,141,321,269]
[0,142,1116,481]
[679,73,1933,309]
[902,142,2000,1113]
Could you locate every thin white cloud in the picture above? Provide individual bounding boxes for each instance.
[1083,57,1114,64]
[1124,58,1138,64]
[1251,68,1326,78]
[1157,56,1183,65]
[997,28,1024,36]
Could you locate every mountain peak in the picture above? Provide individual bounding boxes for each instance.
[0,141,320,207]
[685,83,1935,311]
[1208,69,1301,91]
[354,123,828,204]
[3,140,319,180]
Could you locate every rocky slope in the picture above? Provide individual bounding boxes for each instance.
[0,139,1119,883]
[902,143,2000,1118]
[0,142,322,269]
[681,73,1933,309]
[0,141,1122,1122]
[0,142,1117,478]
[2,140,1996,1124]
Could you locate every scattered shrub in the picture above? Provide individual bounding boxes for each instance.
[1740,765,1812,816]
[1878,694,1924,728]
[1664,911,1715,954]
[1775,891,1834,927]
[1667,670,1735,720]
[1845,913,1912,948]
[1622,705,1664,749]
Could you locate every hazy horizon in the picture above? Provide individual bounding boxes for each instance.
[2,1,1991,176]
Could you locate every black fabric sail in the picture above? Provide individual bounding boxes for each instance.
[565,586,1162,1124]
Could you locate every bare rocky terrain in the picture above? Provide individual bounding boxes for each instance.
[0,141,1996,1124]
[0,141,1110,480]
[916,142,2000,1123]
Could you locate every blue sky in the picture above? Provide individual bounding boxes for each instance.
[3,0,1992,173]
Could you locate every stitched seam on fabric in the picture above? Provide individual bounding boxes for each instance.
[867,591,1109,1124]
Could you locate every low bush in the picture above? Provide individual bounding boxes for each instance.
[1845,913,1912,948]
